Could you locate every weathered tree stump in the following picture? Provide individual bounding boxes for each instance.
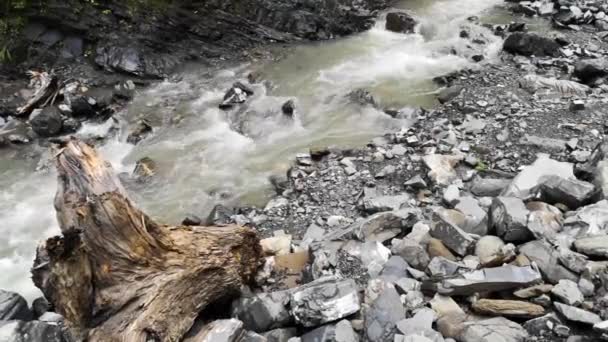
[31,139,263,342]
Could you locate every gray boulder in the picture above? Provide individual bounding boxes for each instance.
[385,12,417,34]
[502,155,574,199]
[0,290,31,321]
[262,327,297,342]
[232,291,291,332]
[490,197,532,242]
[519,240,578,284]
[29,107,63,137]
[574,235,608,258]
[459,317,528,342]
[564,200,608,237]
[391,238,430,271]
[551,280,584,306]
[554,303,601,325]
[354,209,419,242]
[455,197,488,236]
[430,208,475,256]
[365,286,406,342]
[437,265,541,296]
[503,32,560,57]
[574,59,608,84]
[470,178,511,197]
[437,86,464,104]
[301,320,358,342]
[532,175,596,210]
[379,256,410,283]
[290,277,360,327]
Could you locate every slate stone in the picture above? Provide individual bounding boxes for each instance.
[232,291,291,332]
[301,320,359,342]
[430,208,475,256]
[380,256,410,283]
[437,265,542,296]
[455,197,488,236]
[460,317,528,342]
[551,280,584,306]
[554,303,601,325]
[365,286,406,342]
[470,178,511,197]
[574,235,608,258]
[362,195,411,214]
[519,240,578,284]
[290,276,360,327]
[490,197,532,242]
[355,209,419,242]
[502,156,574,199]
[532,175,596,210]
[262,327,298,342]
[564,200,608,236]
[391,238,430,271]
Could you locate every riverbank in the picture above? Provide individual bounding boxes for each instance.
[2,0,608,341]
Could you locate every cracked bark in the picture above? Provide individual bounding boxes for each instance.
[31,139,262,342]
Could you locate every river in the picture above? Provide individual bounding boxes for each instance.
[0,0,517,300]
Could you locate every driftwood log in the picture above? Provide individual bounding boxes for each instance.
[32,139,263,342]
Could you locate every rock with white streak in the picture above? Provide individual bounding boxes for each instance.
[501,155,574,199]
[290,276,361,327]
[423,154,464,186]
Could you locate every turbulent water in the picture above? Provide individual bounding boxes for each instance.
[0,0,509,300]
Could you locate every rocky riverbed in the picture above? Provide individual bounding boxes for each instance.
[3,0,608,341]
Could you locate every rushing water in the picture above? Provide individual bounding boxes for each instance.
[0,0,509,300]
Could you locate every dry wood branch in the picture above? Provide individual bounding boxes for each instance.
[32,139,262,342]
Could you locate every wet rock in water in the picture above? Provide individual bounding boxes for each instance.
[519,240,578,284]
[472,299,544,318]
[0,320,66,342]
[437,265,542,296]
[423,154,464,185]
[95,45,177,78]
[551,279,584,306]
[0,290,31,321]
[365,286,406,342]
[346,88,377,107]
[290,276,360,327]
[460,317,528,342]
[489,197,533,242]
[532,175,596,210]
[206,204,234,226]
[502,155,574,199]
[574,235,608,258]
[220,82,254,109]
[355,209,419,242]
[574,58,608,85]
[126,120,153,145]
[301,320,359,342]
[132,157,156,180]
[430,208,475,256]
[231,291,291,332]
[385,12,417,34]
[470,177,512,197]
[503,32,560,57]
[29,107,63,137]
[554,302,601,325]
[437,85,464,104]
[281,100,296,117]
